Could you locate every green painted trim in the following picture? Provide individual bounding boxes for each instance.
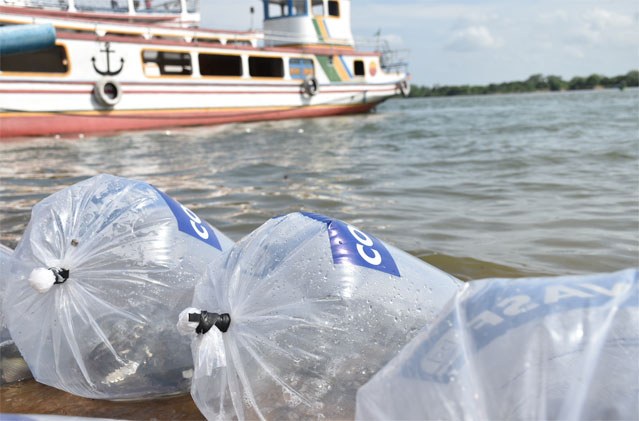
[312,18,324,42]
[316,55,341,82]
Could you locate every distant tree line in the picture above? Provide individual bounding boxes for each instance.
[408,70,639,97]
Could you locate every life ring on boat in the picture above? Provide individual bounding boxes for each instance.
[93,79,122,107]
[302,76,319,97]
[398,79,410,97]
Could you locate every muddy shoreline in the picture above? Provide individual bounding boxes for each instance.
[1,379,204,420]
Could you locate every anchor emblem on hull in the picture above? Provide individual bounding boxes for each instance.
[92,42,124,76]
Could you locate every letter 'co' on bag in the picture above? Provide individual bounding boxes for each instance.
[178,212,463,420]
[5,174,233,400]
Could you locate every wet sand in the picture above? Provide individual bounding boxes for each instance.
[1,379,205,420]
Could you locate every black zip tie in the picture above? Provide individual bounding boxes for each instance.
[189,311,231,334]
[49,267,70,285]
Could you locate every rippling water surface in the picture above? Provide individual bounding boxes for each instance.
[2,89,637,279]
[1,89,638,417]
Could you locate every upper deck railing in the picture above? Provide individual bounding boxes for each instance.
[1,0,200,23]
[355,35,409,74]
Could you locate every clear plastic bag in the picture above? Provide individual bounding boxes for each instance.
[5,174,234,400]
[1,244,33,384]
[355,268,639,420]
[179,212,463,420]
[1,243,14,345]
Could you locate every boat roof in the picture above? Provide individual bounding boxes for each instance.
[0,5,380,57]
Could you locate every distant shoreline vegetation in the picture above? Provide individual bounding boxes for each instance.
[408,70,639,97]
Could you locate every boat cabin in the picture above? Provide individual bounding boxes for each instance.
[0,0,409,138]
[262,0,354,48]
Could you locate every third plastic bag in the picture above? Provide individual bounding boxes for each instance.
[356,268,639,420]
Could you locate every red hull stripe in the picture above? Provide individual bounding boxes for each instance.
[0,103,379,139]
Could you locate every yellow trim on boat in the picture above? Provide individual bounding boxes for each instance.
[314,17,330,41]
[332,56,350,80]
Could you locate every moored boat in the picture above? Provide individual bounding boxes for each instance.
[0,0,410,138]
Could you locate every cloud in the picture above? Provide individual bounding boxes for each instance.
[538,7,637,47]
[352,2,499,30]
[584,8,634,30]
[538,10,569,24]
[445,25,502,52]
[579,8,637,46]
[363,3,489,21]
[563,45,585,59]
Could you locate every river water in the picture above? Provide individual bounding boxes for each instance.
[1,88,638,417]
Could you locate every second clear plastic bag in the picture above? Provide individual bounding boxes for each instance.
[5,174,234,399]
[180,212,463,420]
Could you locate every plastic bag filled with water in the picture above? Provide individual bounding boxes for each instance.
[178,211,463,420]
[1,243,32,384]
[5,174,234,400]
[1,244,15,348]
[355,268,639,420]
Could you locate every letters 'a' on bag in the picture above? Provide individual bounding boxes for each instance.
[6,174,234,400]
[180,211,463,420]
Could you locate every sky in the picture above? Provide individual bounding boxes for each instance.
[200,0,638,86]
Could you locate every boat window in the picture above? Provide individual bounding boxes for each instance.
[266,1,287,19]
[311,0,324,16]
[0,45,68,74]
[74,0,182,13]
[194,37,221,45]
[105,32,144,39]
[25,0,69,10]
[185,0,197,13]
[265,0,308,19]
[76,0,125,12]
[292,0,308,15]
[249,56,284,78]
[227,40,253,46]
[328,0,339,16]
[199,54,243,77]
[289,58,314,79]
[142,50,192,76]
[132,0,183,13]
[354,60,364,76]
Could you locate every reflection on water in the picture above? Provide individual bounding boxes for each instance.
[1,89,637,418]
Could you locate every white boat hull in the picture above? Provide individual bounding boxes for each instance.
[0,5,408,138]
